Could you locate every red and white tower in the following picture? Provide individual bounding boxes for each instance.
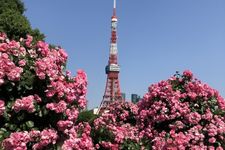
[98,0,124,114]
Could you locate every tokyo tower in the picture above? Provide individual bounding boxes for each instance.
[98,0,124,114]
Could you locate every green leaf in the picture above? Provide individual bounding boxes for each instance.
[0,128,7,132]
[3,131,10,138]
[43,107,49,115]
[0,130,4,135]
[21,124,26,130]
[5,83,13,92]
[3,112,10,121]
[17,113,25,121]
[26,121,34,128]
[19,70,35,91]
[35,105,40,112]
[7,101,13,109]
[38,110,43,117]
[25,84,33,90]
[0,134,4,141]
[0,128,6,136]
[9,124,17,130]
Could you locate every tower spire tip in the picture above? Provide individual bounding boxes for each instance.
[113,0,116,16]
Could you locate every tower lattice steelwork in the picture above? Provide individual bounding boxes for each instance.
[98,0,124,114]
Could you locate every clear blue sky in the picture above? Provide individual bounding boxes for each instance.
[23,0,225,109]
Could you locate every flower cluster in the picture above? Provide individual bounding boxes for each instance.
[2,131,30,150]
[35,41,68,80]
[32,129,58,150]
[45,69,87,108]
[0,33,88,149]
[2,129,58,150]
[62,123,94,150]
[0,52,23,84]
[1,32,225,149]
[93,101,141,149]
[138,70,225,149]
[46,100,67,113]
[13,95,36,113]
[91,70,225,149]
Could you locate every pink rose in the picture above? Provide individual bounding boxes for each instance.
[0,100,5,116]
[13,95,35,113]
[183,70,193,79]
[18,59,26,66]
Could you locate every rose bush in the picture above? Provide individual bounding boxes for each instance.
[91,70,225,150]
[138,70,225,149]
[1,32,225,149]
[92,101,141,150]
[0,33,90,149]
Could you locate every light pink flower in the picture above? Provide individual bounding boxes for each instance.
[18,59,26,66]
[2,132,31,150]
[65,107,79,121]
[13,95,35,113]
[0,100,5,116]
[46,100,67,113]
[32,129,58,150]
[208,137,216,143]
[7,67,23,81]
[186,112,201,124]
[25,35,33,47]
[57,120,73,131]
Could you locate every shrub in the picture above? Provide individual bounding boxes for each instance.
[138,70,225,149]
[92,101,141,150]
[1,32,225,149]
[0,33,89,149]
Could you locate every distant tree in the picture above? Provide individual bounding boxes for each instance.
[0,0,25,14]
[0,0,44,41]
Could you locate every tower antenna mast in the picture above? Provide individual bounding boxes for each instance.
[113,0,116,16]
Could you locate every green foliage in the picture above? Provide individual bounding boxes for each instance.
[0,10,30,40]
[91,127,115,146]
[0,0,45,41]
[76,110,98,125]
[30,28,45,42]
[0,0,25,14]
[120,139,142,150]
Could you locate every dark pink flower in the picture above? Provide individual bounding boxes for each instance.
[0,32,7,40]
[183,70,193,79]
[0,43,8,52]
[34,94,42,103]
